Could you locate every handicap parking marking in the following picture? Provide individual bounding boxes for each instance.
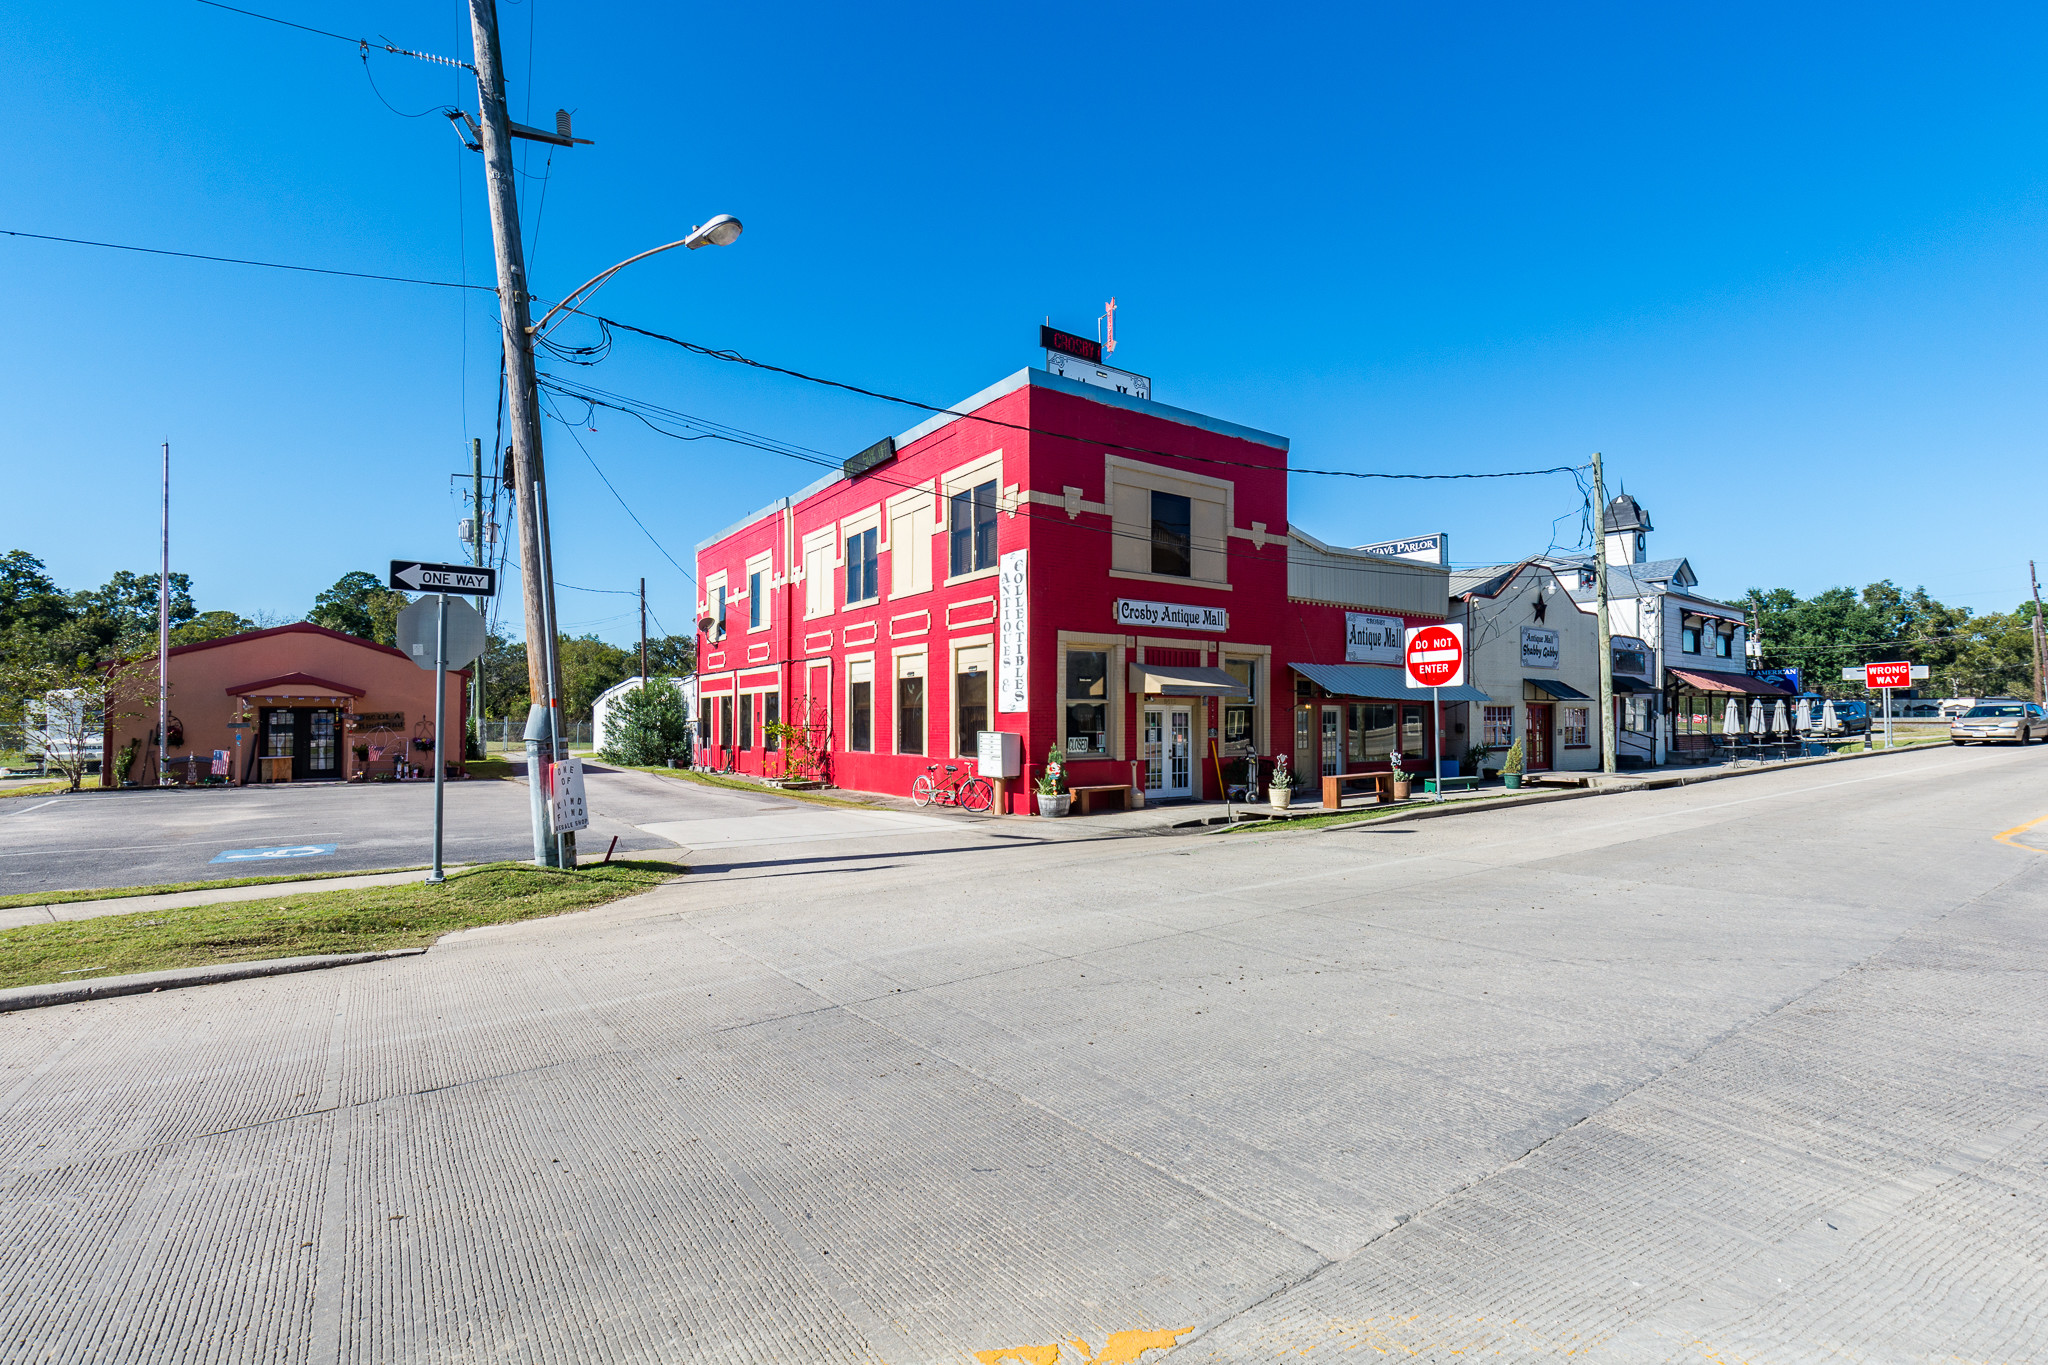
[210,844,339,864]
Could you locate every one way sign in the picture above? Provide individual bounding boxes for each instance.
[390,560,498,596]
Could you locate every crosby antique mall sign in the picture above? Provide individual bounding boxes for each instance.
[1113,598,1228,633]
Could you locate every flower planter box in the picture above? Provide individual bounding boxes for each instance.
[1036,792,1071,817]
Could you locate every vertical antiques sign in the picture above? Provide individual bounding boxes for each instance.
[997,549,1028,712]
[1344,612,1403,664]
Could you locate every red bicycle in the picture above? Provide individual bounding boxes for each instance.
[911,762,995,813]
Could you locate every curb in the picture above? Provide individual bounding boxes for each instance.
[1235,740,1948,835]
[0,947,428,1014]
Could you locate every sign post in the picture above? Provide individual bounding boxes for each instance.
[1405,623,1466,802]
[397,586,493,885]
[1844,661,1928,750]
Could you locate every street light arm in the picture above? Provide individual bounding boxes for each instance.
[528,215,742,340]
[529,239,692,339]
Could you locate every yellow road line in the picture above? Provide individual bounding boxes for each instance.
[1993,812,2048,855]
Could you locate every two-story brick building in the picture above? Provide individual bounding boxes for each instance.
[693,365,1475,811]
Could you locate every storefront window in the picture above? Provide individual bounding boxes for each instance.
[956,646,990,757]
[1346,703,1397,763]
[764,693,780,750]
[1065,649,1109,754]
[897,657,925,755]
[1563,706,1589,747]
[1151,491,1192,577]
[719,696,733,749]
[739,694,754,749]
[1401,706,1424,756]
[1222,659,1257,754]
[1482,705,1514,749]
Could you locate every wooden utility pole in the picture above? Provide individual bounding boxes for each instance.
[466,0,567,864]
[1592,452,1615,774]
[2031,560,2046,706]
[640,577,648,685]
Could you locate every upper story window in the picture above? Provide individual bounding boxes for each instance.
[1681,624,1701,654]
[1150,491,1192,577]
[802,533,834,618]
[714,584,728,631]
[949,481,998,577]
[748,571,763,629]
[845,528,879,605]
[1715,631,1732,659]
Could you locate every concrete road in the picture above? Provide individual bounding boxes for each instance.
[0,766,830,893]
[2,744,2045,1363]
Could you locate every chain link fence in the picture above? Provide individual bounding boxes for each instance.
[479,717,594,753]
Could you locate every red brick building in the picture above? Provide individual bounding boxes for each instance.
[693,367,1473,811]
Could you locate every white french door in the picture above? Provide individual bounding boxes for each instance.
[1143,706,1195,800]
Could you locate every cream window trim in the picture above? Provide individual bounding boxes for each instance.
[887,488,937,600]
[800,529,836,621]
[1104,453,1232,586]
[891,646,929,757]
[1220,642,1273,756]
[1021,486,1111,521]
[743,553,775,634]
[1056,631,1125,761]
[845,654,876,753]
[940,564,1000,590]
[1107,568,1235,591]
[939,450,1004,501]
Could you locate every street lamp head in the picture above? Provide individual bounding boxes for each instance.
[683,215,744,249]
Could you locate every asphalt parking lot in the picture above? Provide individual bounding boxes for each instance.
[0,767,707,893]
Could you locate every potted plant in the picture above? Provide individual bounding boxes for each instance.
[1268,753,1294,809]
[353,743,370,763]
[1034,744,1069,816]
[1388,759,1413,801]
[1501,738,1525,789]
[1463,743,1492,778]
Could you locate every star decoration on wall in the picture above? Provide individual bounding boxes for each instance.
[1532,597,1548,623]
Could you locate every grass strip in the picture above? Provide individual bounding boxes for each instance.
[0,859,682,991]
[0,866,447,912]
[613,764,881,809]
[0,782,72,800]
[463,757,517,780]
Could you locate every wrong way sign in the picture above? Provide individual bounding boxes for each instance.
[1405,623,1466,689]
[389,560,497,596]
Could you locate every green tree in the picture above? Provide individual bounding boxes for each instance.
[309,571,406,645]
[171,611,255,646]
[0,551,69,635]
[557,635,631,723]
[597,680,691,766]
[643,633,696,676]
[479,631,530,720]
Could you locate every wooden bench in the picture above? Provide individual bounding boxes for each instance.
[1423,774,1481,794]
[1068,783,1135,814]
[1321,771,1391,809]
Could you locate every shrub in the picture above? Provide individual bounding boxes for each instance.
[597,682,691,767]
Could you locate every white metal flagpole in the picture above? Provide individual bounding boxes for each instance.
[1433,685,1443,802]
[158,441,170,786]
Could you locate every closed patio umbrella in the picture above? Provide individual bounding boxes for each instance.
[1771,700,1790,733]
[1821,699,1839,734]
[1722,698,1743,733]
[1749,699,1767,734]
[1796,697,1813,730]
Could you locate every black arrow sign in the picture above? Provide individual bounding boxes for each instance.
[389,560,498,596]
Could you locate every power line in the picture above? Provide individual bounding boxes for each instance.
[538,399,700,588]
[0,228,495,292]
[536,372,1592,593]
[192,0,474,70]
[578,309,1585,485]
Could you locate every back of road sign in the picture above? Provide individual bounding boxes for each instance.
[396,597,489,671]
[550,756,590,833]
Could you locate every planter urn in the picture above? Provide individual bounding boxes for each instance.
[1502,772,1523,790]
[1037,792,1071,817]
[1268,783,1293,810]
[1389,779,1412,800]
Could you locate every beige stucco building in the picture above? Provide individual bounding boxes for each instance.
[1450,561,1604,773]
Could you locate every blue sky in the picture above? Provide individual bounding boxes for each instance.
[4,1,2045,645]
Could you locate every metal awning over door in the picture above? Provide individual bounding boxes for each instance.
[1288,661,1491,703]
[1129,663,1239,696]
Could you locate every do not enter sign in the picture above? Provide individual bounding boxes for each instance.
[1405,623,1466,689]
